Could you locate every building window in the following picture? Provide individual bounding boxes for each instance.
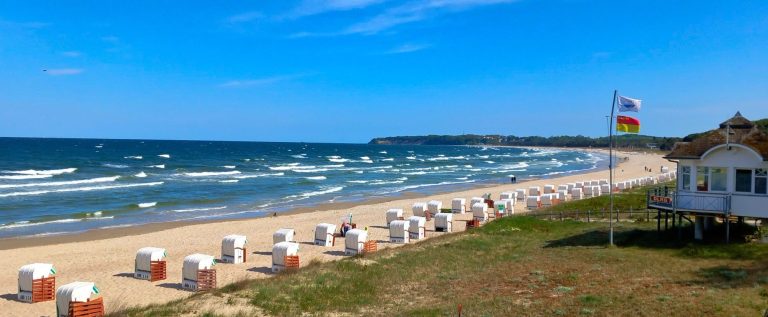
[710,167,728,191]
[696,167,709,192]
[735,169,753,193]
[680,166,691,190]
[756,169,768,195]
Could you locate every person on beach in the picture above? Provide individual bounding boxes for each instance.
[340,221,352,237]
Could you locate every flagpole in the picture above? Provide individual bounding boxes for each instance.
[608,90,617,246]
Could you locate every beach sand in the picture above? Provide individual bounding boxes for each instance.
[0,150,670,317]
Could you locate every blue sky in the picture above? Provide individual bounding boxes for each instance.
[1,0,766,143]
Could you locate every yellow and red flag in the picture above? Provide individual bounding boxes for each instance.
[616,115,640,133]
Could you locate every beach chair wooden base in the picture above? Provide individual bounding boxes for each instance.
[196,269,216,291]
[235,247,247,263]
[495,212,504,219]
[465,219,480,230]
[30,276,55,303]
[425,212,432,221]
[362,241,378,253]
[69,297,104,317]
[149,260,166,282]
[284,255,300,270]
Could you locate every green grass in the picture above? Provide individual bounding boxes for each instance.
[111,185,768,317]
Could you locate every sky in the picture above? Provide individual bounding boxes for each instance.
[1,0,767,143]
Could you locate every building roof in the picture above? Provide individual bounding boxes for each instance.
[665,112,768,161]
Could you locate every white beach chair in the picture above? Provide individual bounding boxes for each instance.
[18,263,56,302]
[451,198,466,214]
[272,242,299,272]
[389,220,410,244]
[408,216,426,240]
[221,235,247,264]
[434,213,453,232]
[314,223,336,247]
[386,208,404,225]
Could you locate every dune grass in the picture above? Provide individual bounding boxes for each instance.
[111,185,768,317]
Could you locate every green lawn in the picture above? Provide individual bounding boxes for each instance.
[111,185,768,317]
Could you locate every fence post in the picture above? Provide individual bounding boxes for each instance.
[629,207,633,219]
[587,210,591,223]
[647,208,650,222]
[559,211,563,221]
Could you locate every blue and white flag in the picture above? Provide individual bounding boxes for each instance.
[618,95,642,112]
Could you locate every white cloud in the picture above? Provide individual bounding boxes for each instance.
[61,51,82,57]
[345,0,516,35]
[385,43,431,54]
[44,68,84,76]
[290,0,388,18]
[218,74,304,88]
[225,11,263,24]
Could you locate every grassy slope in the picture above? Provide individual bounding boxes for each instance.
[112,187,768,317]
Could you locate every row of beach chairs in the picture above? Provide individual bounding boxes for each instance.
[17,172,679,315]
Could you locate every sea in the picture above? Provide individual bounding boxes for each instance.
[0,138,607,238]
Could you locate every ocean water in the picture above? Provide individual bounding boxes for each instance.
[0,138,606,238]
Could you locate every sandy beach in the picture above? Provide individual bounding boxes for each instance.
[0,150,670,317]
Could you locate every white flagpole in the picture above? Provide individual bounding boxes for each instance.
[608,90,617,246]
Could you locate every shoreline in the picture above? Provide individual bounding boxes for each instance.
[0,147,610,250]
[0,150,668,316]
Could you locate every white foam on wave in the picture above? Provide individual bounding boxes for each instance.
[222,165,237,169]
[138,202,157,208]
[149,164,165,169]
[0,176,120,189]
[171,206,227,213]
[124,156,143,160]
[0,174,53,180]
[0,218,81,230]
[234,172,284,179]
[427,155,467,161]
[285,186,344,200]
[406,156,416,160]
[294,168,329,173]
[219,179,239,183]
[103,163,129,169]
[3,168,77,176]
[328,158,350,163]
[305,176,327,181]
[381,158,394,161]
[346,180,369,184]
[484,160,495,164]
[0,182,164,198]
[269,163,312,171]
[182,171,241,177]
[291,154,307,159]
[158,154,171,158]
[403,171,427,175]
[501,162,529,170]
[135,172,147,178]
[379,151,387,154]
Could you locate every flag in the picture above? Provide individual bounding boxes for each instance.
[616,115,640,133]
[618,95,642,112]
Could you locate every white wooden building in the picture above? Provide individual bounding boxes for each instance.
[648,112,768,241]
